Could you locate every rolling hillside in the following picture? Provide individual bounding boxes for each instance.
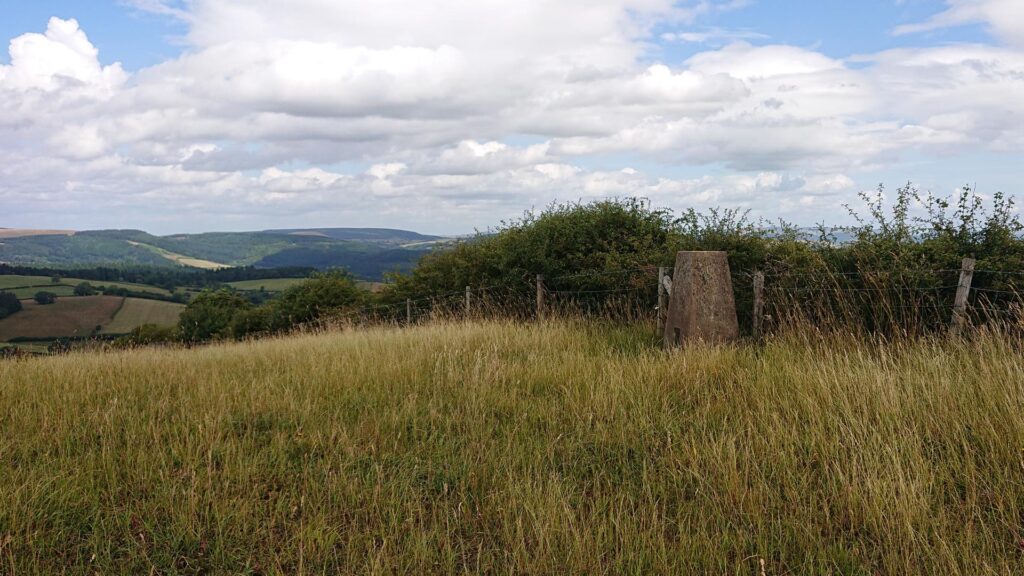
[0,227,450,280]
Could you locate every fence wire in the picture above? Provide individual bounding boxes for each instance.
[292,261,1024,340]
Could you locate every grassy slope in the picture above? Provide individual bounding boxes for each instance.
[1,322,1023,573]
[0,296,124,341]
[126,241,228,269]
[100,299,184,334]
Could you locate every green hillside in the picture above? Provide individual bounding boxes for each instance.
[0,228,442,280]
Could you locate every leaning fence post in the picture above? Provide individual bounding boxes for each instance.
[657,266,667,332]
[951,257,976,336]
[536,275,545,321]
[753,271,765,340]
[465,286,472,318]
[406,298,412,325]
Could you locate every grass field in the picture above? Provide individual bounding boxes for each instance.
[226,277,310,292]
[100,298,185,334]
[1,321,1022,573]
[0,295,124,341]
[226,278,384,293]
[0,274,171,298]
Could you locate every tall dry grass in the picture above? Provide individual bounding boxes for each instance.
[1,320,1023,574]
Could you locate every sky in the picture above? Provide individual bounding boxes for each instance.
[1,0,1023,235]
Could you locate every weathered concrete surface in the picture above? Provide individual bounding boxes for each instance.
[663,251,739,348]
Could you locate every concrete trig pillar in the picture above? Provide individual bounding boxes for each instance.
[663,251,739,348]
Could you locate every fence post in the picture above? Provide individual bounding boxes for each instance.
[657,266,667,332]
[536,275,545,321]
[465,286,472,318]
[753,271,765,340]
[951,257,976,336]
[406,298,412,325]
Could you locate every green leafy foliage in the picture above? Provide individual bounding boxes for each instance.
[0,292,22,319]
[379,188,1024,334]
[174,272,367,343]
[178,290,252,343]
[33,291,57,305]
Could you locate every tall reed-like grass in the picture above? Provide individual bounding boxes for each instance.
[2,320,1023,574]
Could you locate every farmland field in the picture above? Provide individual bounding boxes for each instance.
[100,298,184,334]
[0,295,124,341]
[0,274,171,298]
[227,277,383,293]
[226,277,309,292]
[1,320,1022,573]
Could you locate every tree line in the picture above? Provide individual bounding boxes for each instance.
[0,264,317,292]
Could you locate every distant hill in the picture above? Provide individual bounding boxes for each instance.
[0,227,454,280]
[264,228,442,244]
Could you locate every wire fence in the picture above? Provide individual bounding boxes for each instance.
[311,259,1024,340]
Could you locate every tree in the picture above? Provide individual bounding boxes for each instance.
[34,291,57,305]
[264,271,365,332]
[74,282,97,296]
[0,291,22,319]
[178,289,252,342]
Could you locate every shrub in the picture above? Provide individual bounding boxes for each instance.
[116,324,181,347]
[33,292,57,305]
[178,290,252,343]
[263,270,366,331]
[0,291,22,319]
[378,187,1024,335]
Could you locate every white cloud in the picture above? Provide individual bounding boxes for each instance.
[894,0,1024,46]
[0,17,126,95]
[2,3,1024,232]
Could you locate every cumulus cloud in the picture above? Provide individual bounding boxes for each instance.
[0,17,126,95]
[1,2,1024,233]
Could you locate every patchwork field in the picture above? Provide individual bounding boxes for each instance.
[0,296,184,341]
[0,274,171,299]
[101,298,184,334]
[1,321,1022,573]
[0,296,124,341]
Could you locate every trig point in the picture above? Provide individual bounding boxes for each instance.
[663,251,739,348]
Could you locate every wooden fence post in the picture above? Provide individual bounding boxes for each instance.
[951,257,976,336]
[657,266,667,332]
[465,286,472,317]
[753,271,765,340]
[536,275,545,321]
[406,298,412,325]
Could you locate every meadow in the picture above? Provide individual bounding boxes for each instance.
[100,298,187,335]
[1,320,1022,574]
[0,274,172,299]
